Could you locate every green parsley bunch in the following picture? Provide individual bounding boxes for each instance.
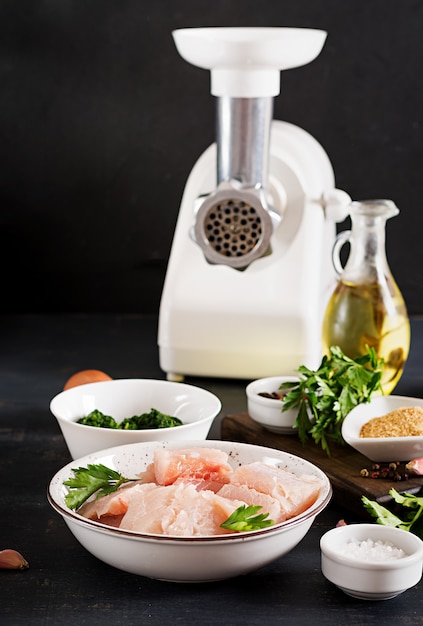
[280,345,383,456]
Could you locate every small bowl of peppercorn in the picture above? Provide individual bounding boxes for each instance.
[246,376,301,434]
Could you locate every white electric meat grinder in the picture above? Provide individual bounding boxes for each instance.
[158,27,351,381]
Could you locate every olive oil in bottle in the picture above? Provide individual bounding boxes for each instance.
[322,200,410,394]
[322,280,410,394]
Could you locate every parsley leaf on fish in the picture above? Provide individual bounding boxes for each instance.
[220,505,274,532]
[280,345,383,456]
[63,464,135,510]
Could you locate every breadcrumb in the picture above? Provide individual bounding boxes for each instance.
[359,406,423,438]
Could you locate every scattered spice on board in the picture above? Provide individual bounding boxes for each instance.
[360,462,410,481]
[359,406,423,438]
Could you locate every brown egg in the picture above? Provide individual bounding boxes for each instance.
[63,369,113,390]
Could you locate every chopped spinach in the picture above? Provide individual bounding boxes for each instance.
[77,408,183,430]
[77,409,118,429]
[120,408,183,430]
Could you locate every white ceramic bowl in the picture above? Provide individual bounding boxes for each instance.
[246,376,300,434]
[341,395,423,462]
[321,523,423,600]
[48,439,332,582]
[50,379,221,459]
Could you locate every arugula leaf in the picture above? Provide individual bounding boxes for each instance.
[220,505,274,532]
[63,464,135,510]
[362,495,406,529]
[280,345,383,456]
[388,490,423,536]
[362,489,423,538]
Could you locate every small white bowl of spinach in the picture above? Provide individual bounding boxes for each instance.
[50,378,221,459]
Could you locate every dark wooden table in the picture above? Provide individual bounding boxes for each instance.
[1,314,423,625]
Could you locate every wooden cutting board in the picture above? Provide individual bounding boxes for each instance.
[221,412,423,518]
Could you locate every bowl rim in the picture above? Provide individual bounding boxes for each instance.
[320,523,423,570]
[342,395,423,444]
[50,378,222,431]
[246,376,300,405]
[48,439,332,542]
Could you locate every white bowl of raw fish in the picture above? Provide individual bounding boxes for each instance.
[47,439,332,582]
[341,395,423,462]
[320,523,423,600]
[246,376,300,434]
[50,378,222,460]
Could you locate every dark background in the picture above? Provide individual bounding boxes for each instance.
[1,0,422,314]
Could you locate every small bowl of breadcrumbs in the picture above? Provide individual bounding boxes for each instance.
[342,395,423,462]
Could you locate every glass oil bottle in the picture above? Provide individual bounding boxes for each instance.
[322,199,410,394]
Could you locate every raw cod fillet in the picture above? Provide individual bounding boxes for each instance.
[153,447,232,486]
[225,462,323,520]
[119,483,243,535]
[218,483,285,522]
[78,482,156,520]
[76,448,324,536]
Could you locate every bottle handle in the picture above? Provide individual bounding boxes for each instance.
[332,230,351,275]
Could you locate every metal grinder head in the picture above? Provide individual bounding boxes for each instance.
[193,183,276,269]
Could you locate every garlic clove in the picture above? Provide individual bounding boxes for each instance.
[0,549,29,570]
[406,458,423,476]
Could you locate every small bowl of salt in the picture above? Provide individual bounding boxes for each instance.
[320,523,423,600]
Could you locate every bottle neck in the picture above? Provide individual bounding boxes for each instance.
[342,213,390,283]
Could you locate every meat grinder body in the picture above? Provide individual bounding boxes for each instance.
[158,119,338,381]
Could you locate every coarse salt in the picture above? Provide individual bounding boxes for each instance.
[340,537,407,561]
